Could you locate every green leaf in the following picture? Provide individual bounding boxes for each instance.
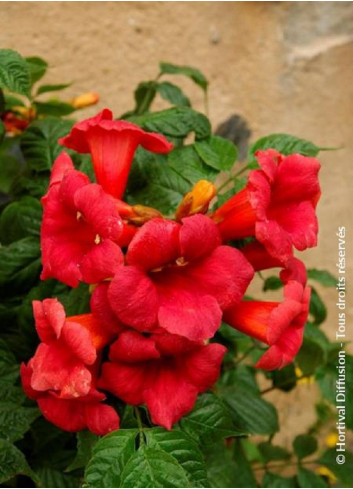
[160,62,208,91]
[258,442,290,463]
[307,269,337,287]
[168,145,218,185]
[0,339,19,383]
[195,135,238,171]
[0,237,41,295]
[0,439,39,484]
[25,56,48,85]
[146,428,209,487]
[59,282,91,316]
[0,196,42,244]
[126,150,189,214]
[309,287,327,325]
[134,81,157,114]
[271,363,297,392]
[318,448,353,485]
[4,93,25,110]
[20,117,73,172]
[36,83,71,95]
[36,466,80,488]
[298,467,327,488]
[130,107,211,140]
[84,429,137,488]
[293,434,318,459]
[220,365,260,394]
[180,393,240,442]
[248,133,320,166]
[0,153,22,194]
[263,276,283,292]
[120,445,190,488]
[0,405,39,443]
[66,431,99,472]
[296,338,325,375]
[34,100,76,117]
[0,121,4,143]
[262,472,297,488]
[157,81,190,107]
[0,49,31,98]
[221,387,279,435]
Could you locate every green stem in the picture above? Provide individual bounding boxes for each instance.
[233,345,256,366]
[217,175,235,193]
[134,406,145,445]
[252,458,319,472]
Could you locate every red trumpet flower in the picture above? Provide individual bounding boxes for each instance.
[106,214,254,342]
[59,109,173,199]
[98,329,226,429]
[224,260,310,370]
[213,149,321,262]
[41,152,124,287]
[20,299,119,435]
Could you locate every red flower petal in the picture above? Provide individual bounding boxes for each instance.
[179,214,221,261]
[20,362,40,400]
[109,266,158,331]
[33,298,65,343]
[99,362,146,405]
[37,396,86,432]
[84,403,120,435]
[48,151,75,188]
[109,330,160,363]
[80,240,124,284]
[61,321,97,365]
[127,219,180,271]
[90,283,125,334]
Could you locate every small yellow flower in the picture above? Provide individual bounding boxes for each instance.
[325,432,338,448]
[316,466,337,483]
[295,366,314,385]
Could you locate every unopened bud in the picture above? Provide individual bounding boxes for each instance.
[129,205,163,225]
[176,180,216,220]
[71,92,99,109]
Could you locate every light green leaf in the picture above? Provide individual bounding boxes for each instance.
[0,49,31,98]
[84,429,137,488]
[34,100,76,117]
[248,133,320,167]
[25,56,48,85]
[20,117,73,172]
[307,269,337,287]
[180,392,241,442]
[36,83,71,95]
[195,135,238,171]
[221,387,279,435]
[157,81,190,107]
[130,107,211,140]
[146,427,209,487]
[120,445,190,488]
[160,62,208,91]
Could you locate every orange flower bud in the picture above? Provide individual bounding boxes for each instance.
[176,180,216,221]
[129,204,163,225]
[71,92,99,109]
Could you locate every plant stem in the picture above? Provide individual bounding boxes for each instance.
[134,406,145,445]
[233,345,256,366]
[252,458,318,472]
[217,175,235,193]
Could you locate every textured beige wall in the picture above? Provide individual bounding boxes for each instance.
[1,1,353,443]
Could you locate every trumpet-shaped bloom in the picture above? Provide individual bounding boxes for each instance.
[59,109,173,199]
[224,275,310,370]
[20,298,119,435]
[98,329,226,429]
[213,150,321,262]
[107,214,254,341]
[41,152,124,287]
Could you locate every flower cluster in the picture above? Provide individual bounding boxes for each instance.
[21,109,321,435]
